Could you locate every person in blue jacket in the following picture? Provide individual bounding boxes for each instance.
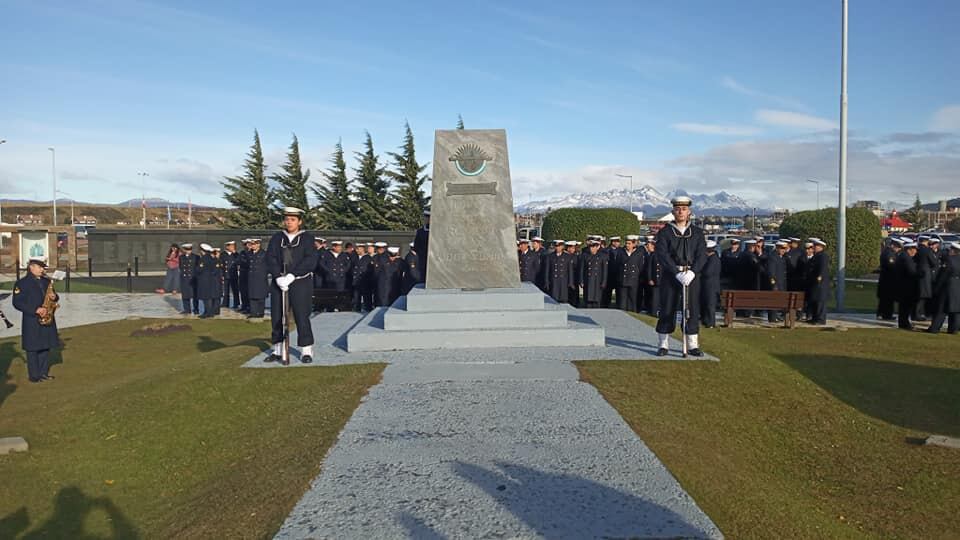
[266,208,319,365]
[12,257,60,382]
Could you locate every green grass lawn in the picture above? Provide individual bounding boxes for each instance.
[831,280,877,313]
[579,323,960,538]
[0,319,384,539]
[1,280,125,293]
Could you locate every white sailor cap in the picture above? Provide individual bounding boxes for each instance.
[181,243,193,249]
[812,238,827,247]
[241,238,251,244]
[212,247,221,252]
[564,240,577,246]
[706,240,718,249]
[200,243,213,252]
[918,235,930,241]
[625,234,640,241]
[890,237,905,245]
[788,237,801,243]
[331,240,343,245]
[588,239,601,246]
[365,242,374,247]
[518,238,529,244]
[744,239,757,245]
[387,246,400,254]
[224,241,236,246]
[250,238,261,244]
[374,241,387,248]
[315,237,326,243]
[754,236,764,242]
[904,241,918,248]
[553,239,565,245]
[575,241,583,246]
[282,207,305,217]
[775,241,789,247]
[646,235,657,242]
[532,236,544,242]
[670,195,693,207]
[729,238,741,243]
[27,256,48,267]
[422,209,431,216]
[950,242,960,251]
[609,236,621,241]
[929,237,941,244]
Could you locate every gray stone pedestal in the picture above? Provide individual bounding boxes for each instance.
[346,283,605,352]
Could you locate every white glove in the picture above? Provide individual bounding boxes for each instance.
[683,270,696,286]
[275,273,295,291]
[675,272,686,284]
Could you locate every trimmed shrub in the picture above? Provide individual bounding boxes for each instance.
[946,217,960,233]
[541,208,639,242]
[779,207,881,277]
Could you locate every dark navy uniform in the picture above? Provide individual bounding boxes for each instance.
[222,249,240,309]
[403,250,421,295]
[700,251,721,327]
[12,272,60,381]
[519,248,540,283]
[927,252,960,334]
[579,249,608,308]
[353,253,375,311]
[414,225,429,283]
[322,250,354,292]
[895,248,921,329]
[876,244,899,320]
[806,250,831,324]
[179,251,200,314]
[764,250,788,322]
[917,243,939,317]
[246,248,268,317]
[604,246,624,309]
[643,246,661,315]
[544,250,575,304]
[567,248,582,307]
[196,251,219,317]
[720,245,741,289]
[375,254,407,307]
[654,223,707,336]
[238,248,251,312]
[786,246,804,292]
[267,230,318,348]
[617,247,644,312]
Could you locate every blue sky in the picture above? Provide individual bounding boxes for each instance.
[1,0,958,210]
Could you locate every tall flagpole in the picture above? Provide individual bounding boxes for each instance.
[836,0,849,311]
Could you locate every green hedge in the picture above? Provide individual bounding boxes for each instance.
[541,208,640,242]
[779,207,881,277]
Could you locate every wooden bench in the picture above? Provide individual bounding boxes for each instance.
[721,290,805,328]
[312,288,354,313]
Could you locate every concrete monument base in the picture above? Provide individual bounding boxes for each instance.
[346,283,605,352]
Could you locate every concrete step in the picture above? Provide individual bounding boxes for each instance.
[404,283,545,312]
[383,305,568,331]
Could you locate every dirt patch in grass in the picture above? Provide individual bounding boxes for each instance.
[129,322,193,337]
[578,323,960,538]
[0,318,384,539]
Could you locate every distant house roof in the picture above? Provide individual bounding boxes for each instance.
[882,215,911,229]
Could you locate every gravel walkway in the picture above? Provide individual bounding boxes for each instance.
[269,308,723,539]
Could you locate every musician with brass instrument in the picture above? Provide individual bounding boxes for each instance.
[12,257,60,383]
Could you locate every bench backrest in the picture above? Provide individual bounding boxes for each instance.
[721,290,805,310]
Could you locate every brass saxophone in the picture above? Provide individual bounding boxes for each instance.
[39,277,59,326]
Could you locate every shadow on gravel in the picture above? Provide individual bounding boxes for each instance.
[603,336,660,355]
[452,461,709,538]
[777,354,960,438]
[395,511,446,540]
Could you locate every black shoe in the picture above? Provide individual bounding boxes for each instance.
[688,348,704,357]
[656,348,668,357]
[42,375,54,380]
[180,310,191,315]
[29,377,42,383]
[925,329,938,334]
[301,355,313,364]
[265,353,281,363]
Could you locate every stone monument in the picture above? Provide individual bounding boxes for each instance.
[345,129,604,352]
[426,129,519,289]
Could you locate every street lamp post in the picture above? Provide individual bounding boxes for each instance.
[57,190,74,225]
[807,179,821,209]
[616,174,634,213]
[138,172,150,229]
[48,147,57,226]
[836,0,850,312]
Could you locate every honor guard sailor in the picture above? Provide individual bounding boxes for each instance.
[12,257,60,383]
[178,243,200,315]
[654,196,707,356]
[265,208,319,364]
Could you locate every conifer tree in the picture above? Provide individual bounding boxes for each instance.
[387,122,431,230]
[272,134,312,228]
[353,131,395,230]
[312,140,361,229]
[221,130,274,228]
[456,114,465,129]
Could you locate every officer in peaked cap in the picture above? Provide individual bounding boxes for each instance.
[403,242,421,295]
[245,238,268,318]
[654,195,706,356]
[618,235,645,312]
[222,240,241,309]
[643,235,660,315]
[805,238,830,324]
[265,207,318,365]
[895,241,921,330]
[764,240,789,322]
[564,240,582,306]
[12,256,60,382]
[518,238,541,283]
[376,246,407,307]
[580,239,608,308]
[603,236,623,308]
[544,239,574,304]
[877,236,901,320]
[927,241,960,334]
[178,243,200,315]
[196,243,219,318]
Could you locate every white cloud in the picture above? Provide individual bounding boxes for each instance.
[721,76,809,111]
[671,123,763,136]
[930,105,960,132]
[755,109,838,131]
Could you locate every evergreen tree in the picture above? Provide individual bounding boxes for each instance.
[312,139,361,229]
[353,131,395,230]
[456,114,465,129]
[902,195,925,232]
[272,134,312,228]
[387,122,431,230]
[221,130,274,228]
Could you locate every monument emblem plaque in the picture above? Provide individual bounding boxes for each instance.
[426,129,520,290]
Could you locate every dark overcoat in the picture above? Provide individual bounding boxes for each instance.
[519,249,540,282]
[877,247,898,300]
[917,245,938,299]
[195,253,219,300]
[580,250,608,303]
[179,253,200,299]
[12,274,60,352]
[764,253,787,291]
[376,256,408,306]
[807,251,831,302]
[544,251,574,303]
[895,251,920,303]
[414,226,429,281]
[322,251,354,292]
[619,248,644,290]
[246,249,269,300]
[933,253,960,313]
[403,251,421,294]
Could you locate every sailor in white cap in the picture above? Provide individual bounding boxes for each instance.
[617,234,645,312]
[222,240,240,309]
[580,238,608,308]
[563,240,582,306]
[877,236,902,320]
[178,242,200,315]
[375,246,407,307]
[414,208,430,284]
[764,240,790,323]
[403,241,421,294]
[654,195,706,356]
[265,207,319,365]
[926,240,960,334]
[602,236,623,308]
[895,240,921,329]
[196,243,219,318]
[699,239,721,327]
[518,237,540,284]
[805,237,830,325]
[642,235,660,314]
[12,256,60,382]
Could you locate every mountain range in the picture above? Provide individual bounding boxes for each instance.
[514,186,771,216]
[0,197,215,210]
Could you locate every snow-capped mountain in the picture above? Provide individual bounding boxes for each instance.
[514,185,767,216]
